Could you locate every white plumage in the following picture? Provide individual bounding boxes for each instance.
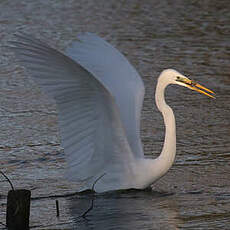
[10,33,214,192]
[66,33,145,158]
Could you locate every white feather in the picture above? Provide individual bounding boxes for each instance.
[10,33,208,193]
[10,33,144,191]
[66,33,145,158]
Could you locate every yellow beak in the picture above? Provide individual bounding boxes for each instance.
[183,79,215,99]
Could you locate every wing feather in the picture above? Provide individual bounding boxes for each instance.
[9,34,135,188]
[66,33,145,157]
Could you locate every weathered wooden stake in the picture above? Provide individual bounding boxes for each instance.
[6,189,31,230]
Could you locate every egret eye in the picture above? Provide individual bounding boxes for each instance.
[176,76,182,82]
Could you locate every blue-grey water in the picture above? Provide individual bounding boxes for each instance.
[0,0,230,229]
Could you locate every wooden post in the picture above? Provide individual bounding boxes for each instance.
[6,189,31,230]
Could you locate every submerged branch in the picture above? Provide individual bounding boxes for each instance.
[81,173,106,218]
[0,171,14,191]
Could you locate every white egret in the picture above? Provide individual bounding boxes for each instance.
[9,33,215,192]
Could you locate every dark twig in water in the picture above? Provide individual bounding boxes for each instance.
[31,192,78,200]
[0,170,17,209]
[56,200,60,217]
[0,171,14,191]
[81,173,106,218]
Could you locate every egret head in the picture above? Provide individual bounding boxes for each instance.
[160,69,215,98]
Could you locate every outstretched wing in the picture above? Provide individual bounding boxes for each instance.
[9,34,135,185]
[66,33,145,157]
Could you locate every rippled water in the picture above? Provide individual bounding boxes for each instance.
[0,0,230,229]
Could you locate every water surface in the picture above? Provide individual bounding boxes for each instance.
[0,0,230,229]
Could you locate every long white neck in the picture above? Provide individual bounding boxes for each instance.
[153,76,176,179]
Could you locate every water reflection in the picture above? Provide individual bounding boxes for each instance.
[68,188,230,229]
[69,190,181,230]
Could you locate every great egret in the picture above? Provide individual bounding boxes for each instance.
[9,33,215,193]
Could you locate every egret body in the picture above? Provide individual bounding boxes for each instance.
[9,33,215,192]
